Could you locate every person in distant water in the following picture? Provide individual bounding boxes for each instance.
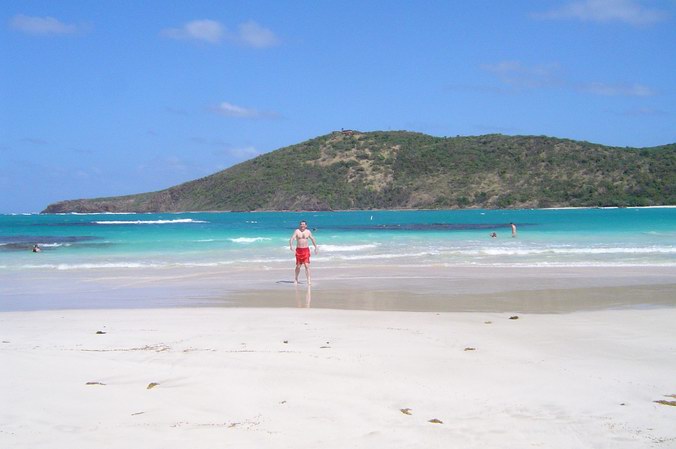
[289,220,318,285]
[32,244,41,253]
[490,232,497,238]
[510,223,517,238]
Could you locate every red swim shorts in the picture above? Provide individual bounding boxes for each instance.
[295,247,311,264]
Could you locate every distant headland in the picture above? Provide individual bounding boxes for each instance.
[42,131,675,213]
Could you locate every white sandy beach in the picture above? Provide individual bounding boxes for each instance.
[2,305,676,449]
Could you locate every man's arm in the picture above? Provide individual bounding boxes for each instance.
[289,231,297,250]
[308,233,318,253]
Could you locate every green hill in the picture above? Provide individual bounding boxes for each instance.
[42,131,676,212]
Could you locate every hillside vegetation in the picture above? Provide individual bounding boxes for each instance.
[43,131,676,212]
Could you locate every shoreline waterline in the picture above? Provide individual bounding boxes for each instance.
[2,265,674,313]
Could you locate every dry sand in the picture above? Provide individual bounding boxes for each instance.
[1,306,676,448]
[1,265,675,448]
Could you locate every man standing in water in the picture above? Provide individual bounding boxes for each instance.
[289,220,318,284]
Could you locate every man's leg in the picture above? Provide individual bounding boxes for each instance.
[294,263,301,284]
[304,263,311,285]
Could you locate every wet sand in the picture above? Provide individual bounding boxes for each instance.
[1,265,674,312]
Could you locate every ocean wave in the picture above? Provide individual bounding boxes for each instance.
[13,260,239,270]
[17,262,162,270]
[446,261,676,268]
[320,244,379,252]
[93,219,208,225]
[229,237,272,243]
[57,212,138,215]
[461,246,676,256]
[330,251,437,261]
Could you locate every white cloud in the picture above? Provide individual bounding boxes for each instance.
[236,21,280,48]
[212,102,279,119]
[161,19,224,43]
[481,61,563,89]
[10,14,79,35]
[213,102,260,118]
[533,0,670,26]
[482,60,657,98]
[578,82,655,96]
[161,19,279,47]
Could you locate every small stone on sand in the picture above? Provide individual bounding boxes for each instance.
[85,381,105,386]
[428,418,443,424]
[509,316,519,320]
[147,382,160,390]
[95,331,106,334]
[400,408,413,415]
[464,347,476,351]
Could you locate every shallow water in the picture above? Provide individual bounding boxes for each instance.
[1,208,675,271]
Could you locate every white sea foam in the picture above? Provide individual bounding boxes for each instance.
[93,219,208,225]
[330,251,436,261]
[229,237,272,243]
[320,244,379,252]
[18,263,161,270]
[60,212,137,215]
[440,261,676,268]
[246,257,294,264]
[461,246,676,256]
[10,260,243,270]
[182,261,236,267]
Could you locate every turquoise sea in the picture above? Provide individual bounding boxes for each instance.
[1,208,675,271]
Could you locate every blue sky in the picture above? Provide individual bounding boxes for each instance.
[1,0,675,213]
